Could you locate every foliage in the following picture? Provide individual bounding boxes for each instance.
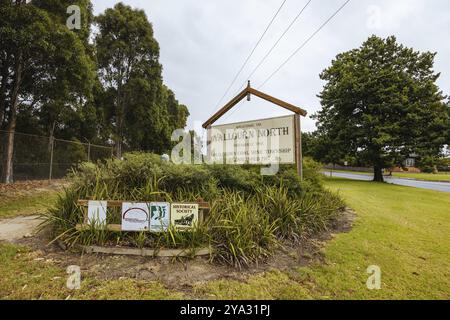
[0,0,95,182]
[2,179,449,299]
[1,1,190,183]
[95,3,189,156]
[43,152,345,268]
[315,35,450,182]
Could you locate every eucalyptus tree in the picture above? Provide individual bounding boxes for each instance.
[95,3,188,157]
[0,0,94,183]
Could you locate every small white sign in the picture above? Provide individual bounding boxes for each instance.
[150,202,170,232]
[87,201,107,226]
[121,202,150,231]
[171,203,199,230]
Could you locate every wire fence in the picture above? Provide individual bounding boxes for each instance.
[0,130,113,182]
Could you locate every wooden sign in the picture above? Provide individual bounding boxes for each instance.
[209,115,295,165]
[202,84,307,180]
[171,203,199,230]
[121,202,150,231]
[150,202,170,232]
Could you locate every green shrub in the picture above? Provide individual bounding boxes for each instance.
[43,152,344,268]
[208,191,278,268]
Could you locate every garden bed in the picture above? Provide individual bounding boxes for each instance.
[42,152,346,268]
[17,208,355,291]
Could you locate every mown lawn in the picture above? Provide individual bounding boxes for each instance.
[392,172,450,182]
[0,243,184,300]
[0,191,59,219]
[329,169,450,182]
[1,178,449,299]
[194,178,449,299]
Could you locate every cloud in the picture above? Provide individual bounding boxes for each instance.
[92,0,450,133]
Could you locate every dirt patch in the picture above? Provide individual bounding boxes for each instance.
[0,215,44,242]
[10,208,356,292]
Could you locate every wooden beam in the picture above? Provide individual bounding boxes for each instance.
[81,245,212,257]
[206,125,212,162]
[76,224,122,232]
[202,86,307,129]
[294,114,303,181]
[248,88,307,117]
[202,88,249,128]
[77,199,210,210]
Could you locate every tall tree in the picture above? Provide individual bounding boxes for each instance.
[0,0,94,183]
[31,0,97,142]
[316,35,449,182]
[95,3,188,157]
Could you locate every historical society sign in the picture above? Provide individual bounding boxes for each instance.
[209,115,295,165]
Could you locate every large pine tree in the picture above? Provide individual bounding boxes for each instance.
[316,35,449,182]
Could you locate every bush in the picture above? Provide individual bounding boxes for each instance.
[43,152,345,268]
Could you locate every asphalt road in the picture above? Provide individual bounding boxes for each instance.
[325,171,450,194]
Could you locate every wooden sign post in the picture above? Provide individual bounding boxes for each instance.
[294,113,303,181]
[203,84,307,180]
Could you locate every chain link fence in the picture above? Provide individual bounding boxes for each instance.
[0,130,113,182]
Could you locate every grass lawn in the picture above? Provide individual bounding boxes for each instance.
[0,243,184,300]
[1,178,449,299]
[0,191,59,219]
[392,172,450,182]
[329,169,450,182]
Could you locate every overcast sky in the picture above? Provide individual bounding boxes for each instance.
[92,0,450,134]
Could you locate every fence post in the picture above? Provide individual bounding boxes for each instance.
[87,141,91,162]
[49,136,54,181]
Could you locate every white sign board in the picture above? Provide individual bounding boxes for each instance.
[171,203,199,230]
[87,201,107,226]
[121,202,150,231]
[209,115,295,165]
[150,202,170,232]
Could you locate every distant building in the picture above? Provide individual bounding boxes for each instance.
[391,153,421,173]
[404,153,419,168]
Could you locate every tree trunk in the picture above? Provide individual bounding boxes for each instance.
[2,52,22,184]
[115,82,123,159]
[115,110,123,158]
[373,164,384,182]
[116,130,122,158]
[0,53,10,128]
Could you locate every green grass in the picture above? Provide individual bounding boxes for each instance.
[316,178,449,299]
[328,169,373,176]
[0,243,184,299]
[1,178,449,299]
[391,172,450,182]
[194,178,450,299]
[0,191,59,219]
[329,169,450,182]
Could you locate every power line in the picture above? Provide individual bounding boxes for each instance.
[243,0,313,87]
[219,0,351,124]
[258,0,351,90]
[212,0,288,112]
[220,0,314,123]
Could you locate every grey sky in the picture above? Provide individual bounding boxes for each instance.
[92,0,450,134]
